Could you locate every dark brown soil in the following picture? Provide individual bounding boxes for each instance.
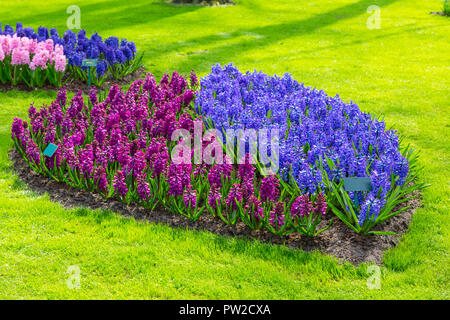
[169,0,235,6]
[0,66,145,94]
[9,148,421,266]
[430,12,449,17]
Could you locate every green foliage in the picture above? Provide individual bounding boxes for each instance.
[0,59,63,88]
[65,53,144,87]
[444,0,450,16]
[319,145,428,235]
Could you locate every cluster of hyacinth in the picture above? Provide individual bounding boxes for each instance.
[0,34,66,87]
[195,64,410,228]
[10,69,330,237]
[1,22,141,86]
[201,153,329,236]
[11,71,198,213]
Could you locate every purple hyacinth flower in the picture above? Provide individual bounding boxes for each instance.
[291,194,313,218]
[95,167,108,192]
[226,183,242,210]
[269,201,285,228]
[314,192,327,217]
[260,175,280,203]
[208,187,222,209]
[183,185,197,209]
[113,170,128,197]
[137,174,151,201]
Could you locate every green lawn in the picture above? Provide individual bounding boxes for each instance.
[0,0,449,299]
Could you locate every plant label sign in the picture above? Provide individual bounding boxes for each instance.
[81,59,98,87]
[43,143,58,157]
[343,177,373,192]
[81,59,98,67]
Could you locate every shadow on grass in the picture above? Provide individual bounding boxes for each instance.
[65,202,356,275]
[145,0,401,74]
[4,0,400,75]
[2,1,202,36]
[296,22,448,57]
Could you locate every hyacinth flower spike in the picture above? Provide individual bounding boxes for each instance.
[262,201,294,236]
[318,154,425,235]
[290,193,332,236]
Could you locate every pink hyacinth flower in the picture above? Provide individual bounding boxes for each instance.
[11,48,30,65]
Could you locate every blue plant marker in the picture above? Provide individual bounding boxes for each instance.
[343,177,373,192]
[343,177,373,208]
[81,59,98,87]
[43,143,58,157]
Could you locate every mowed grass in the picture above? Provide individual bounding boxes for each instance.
[0,0,449,299]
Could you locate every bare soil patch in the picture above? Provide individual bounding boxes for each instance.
[430,11,448,16]
[169,0,235,6]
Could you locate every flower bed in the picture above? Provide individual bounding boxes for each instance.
[11,72,332,237]
[0,35,66,87]
[10,65,424,241]
[0,22,143,88]
[196,64,425,235]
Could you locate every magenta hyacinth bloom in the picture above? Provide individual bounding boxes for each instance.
[113,170,128,197]
[190,71,198,87]
[207,166,222,187]
[208,187,221,209]
[67,91,84,119]
[28,105,37,119]
[240,178,254,199]
[130,150,147,176]
[94,167,108,191]
[169,71,187,95]
[291,194,313,218]
[246,195,264,221]
[314,193,327,217]
[45,148,61,170]
[56,87,67,107]
[177,113,194,132]
[238,153,256,181]
[11,118,25,141]
[181,89,194,106]
[207,161,232,188]
[78,144,94,177]
[43,124,56,144]
[183,185,197,209]
[88,87,98,107]
[25,139,40,165]
[226,183,242,210]
[137,174,151,200]
[269,201,285,228]
[167,163,191,196]
[260,175,280,203]
[30,114,44,135]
